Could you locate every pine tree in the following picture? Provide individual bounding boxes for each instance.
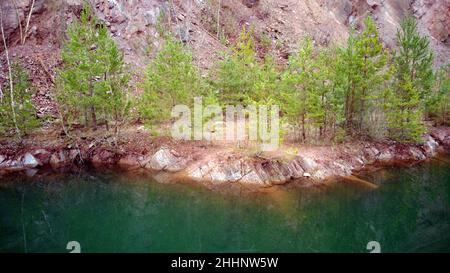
[427,64,449,125]
[252,55,280,105]
[340,16,392,137]
[313,48,338,139]
[211,27,259,105]
[324,47,347,142]
[280,37,317,141]
[57,5,130,135]
[386,16,431,142]
[395,16,434,104]
[385,79,425,141]
[0,62,39,136]
[138,37,207,123]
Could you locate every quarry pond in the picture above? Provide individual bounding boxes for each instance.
[0,156,449,253]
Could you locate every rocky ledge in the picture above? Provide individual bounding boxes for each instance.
[1,127,449,187]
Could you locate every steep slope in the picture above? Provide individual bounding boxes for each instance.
[1,0,449,117]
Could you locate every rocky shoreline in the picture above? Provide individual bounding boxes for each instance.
[1,127,449,187]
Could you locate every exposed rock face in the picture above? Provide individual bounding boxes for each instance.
[175,133,444,185]
[0,155,6,165]
[430,127,450,149]
[0,127,449,186]
[0,0,46,40]
[1,0,448,70]
[423,134,440,156]
[146,147,187,172]
[0,158,24,171]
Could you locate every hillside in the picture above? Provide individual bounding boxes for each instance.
[1,0,449,118]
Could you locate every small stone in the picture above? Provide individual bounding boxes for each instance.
[303,172,311,177]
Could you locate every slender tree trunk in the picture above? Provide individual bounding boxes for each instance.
[344,85,350,133]
[88,79,97,129]
[360,55,368,134]
[90,106,97,129]
[1,7,21,138]
[114,108,119,140]
[217,0,221,39]
[301,112,306,142]
[84,107,89,127]
[320,91,326,138]
[105,118,109,131]
[346,83,355,135]
[22,0,35,45]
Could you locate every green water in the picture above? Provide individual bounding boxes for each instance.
[1,157,449,253]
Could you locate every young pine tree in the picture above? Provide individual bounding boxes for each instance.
[340,16,392,137]
[211,27,259,105]
[386,16,432,142]
[0,62,39,137]
[427,64,449,125]
[138,37,207,124]
[385,79,425,141]
[57,5,130,135]
[280,37,318,142]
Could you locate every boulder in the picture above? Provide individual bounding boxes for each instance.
[22,153,39,168]
[32,149,51,165]
[146,147,186,172]
[422,135,439,156]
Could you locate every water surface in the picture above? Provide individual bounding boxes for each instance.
[1,157,449,253]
